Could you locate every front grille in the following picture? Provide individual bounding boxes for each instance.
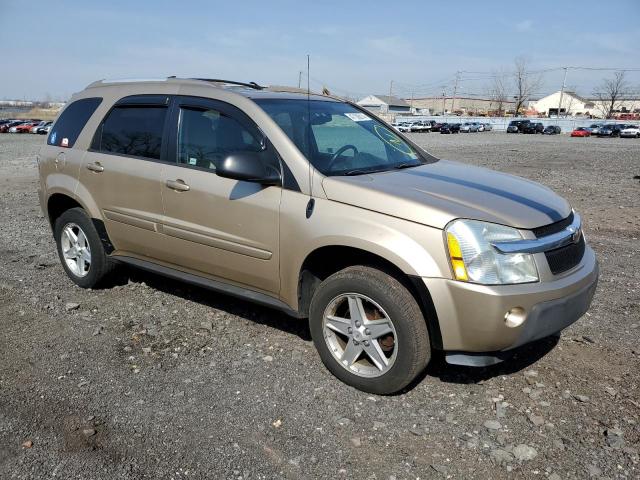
[532,212,574,238]
[531,213,585,274]
[544,235,585,274]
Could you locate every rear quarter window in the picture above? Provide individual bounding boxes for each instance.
[48,97,102,148]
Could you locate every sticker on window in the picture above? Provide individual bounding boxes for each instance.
[61,138,69,147]
[344,112,370,122]
[189,157,197,166]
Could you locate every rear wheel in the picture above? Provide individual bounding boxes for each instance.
[54,207,117,288]
[309,266,431,394]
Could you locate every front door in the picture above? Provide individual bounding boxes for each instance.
[159,96,282,295]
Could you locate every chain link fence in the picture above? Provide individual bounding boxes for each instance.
[393,115,636,132]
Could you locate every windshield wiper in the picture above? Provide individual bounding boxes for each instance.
[393,162,421,170]
[343,168,387,176]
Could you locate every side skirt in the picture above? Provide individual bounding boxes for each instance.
[112,255,305,319]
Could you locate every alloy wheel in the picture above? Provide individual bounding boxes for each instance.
[60,222,91,277]
[322,293,398,378]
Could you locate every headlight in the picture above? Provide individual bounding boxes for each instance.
[446,219,538,285]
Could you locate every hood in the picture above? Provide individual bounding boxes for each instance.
[321,160,571,230]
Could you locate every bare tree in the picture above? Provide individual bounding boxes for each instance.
[486,72,509,116]
[593,71,629,119]
[512,57,542,117]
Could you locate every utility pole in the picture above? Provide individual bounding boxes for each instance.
[410,89,414,112]
[298,71,302,89]
[389,80,393,99]
[442,89,446,115]
[451,71,460,114]
[557,67,568,118]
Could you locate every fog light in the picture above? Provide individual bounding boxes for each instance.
[504,307,526,328]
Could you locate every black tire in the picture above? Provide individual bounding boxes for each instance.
[309,266,431,394]
[54,207,117,288]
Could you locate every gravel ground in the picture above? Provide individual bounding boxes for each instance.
[0,132,638,479]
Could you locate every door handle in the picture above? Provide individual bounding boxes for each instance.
[86,162,104,173]
[166,179,190,192]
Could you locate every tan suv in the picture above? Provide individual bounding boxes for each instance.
[38,78,598,394]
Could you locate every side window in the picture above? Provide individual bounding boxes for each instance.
[95,106,167,160]
[177,107,263,171]
[48,97,102,148]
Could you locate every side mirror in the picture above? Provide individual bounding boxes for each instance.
[216,152,280,186]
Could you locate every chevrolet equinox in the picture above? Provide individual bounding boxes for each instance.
[38,78,598,394]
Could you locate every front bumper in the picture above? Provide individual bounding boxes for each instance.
[423,246,598,359]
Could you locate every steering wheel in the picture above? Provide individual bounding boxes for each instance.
[327,144,359,171]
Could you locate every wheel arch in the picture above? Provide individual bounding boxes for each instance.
[45,187,102,227]
[46,191,114,254]
[297,244,443,350]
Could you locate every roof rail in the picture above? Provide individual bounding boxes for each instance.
[190,78,265,90]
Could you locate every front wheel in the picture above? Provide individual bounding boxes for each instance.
[309,266,431,394]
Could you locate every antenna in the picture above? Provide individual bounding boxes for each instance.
[307,54,312,196]
[305,54,315,217]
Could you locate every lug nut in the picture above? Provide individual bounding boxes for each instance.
[347,327,353,334]
[353,340,359,345]
[363,340,370,346]
[364,328,371,335]
[355,321,361,327]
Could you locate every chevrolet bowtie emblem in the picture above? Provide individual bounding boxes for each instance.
[567,226,581,243]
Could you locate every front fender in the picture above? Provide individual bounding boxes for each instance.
[279,191,451,309]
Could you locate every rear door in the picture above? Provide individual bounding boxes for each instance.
[158,96,282,294]
[77,95,170,259]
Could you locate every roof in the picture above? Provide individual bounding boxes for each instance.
[85,77,339,102]
[358,95,410,107]
[376,95,409,107]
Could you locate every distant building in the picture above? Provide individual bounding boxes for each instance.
[357,95,411,114]
[0,100,34,107]
[529,91,640,118]
[409,96,516,116]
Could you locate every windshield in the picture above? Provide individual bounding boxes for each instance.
[254,99,430,176]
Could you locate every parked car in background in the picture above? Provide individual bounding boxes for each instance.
[409,121,432,133]
[571,127,591,137]
[431,122,444,132]
[460,122,479,133]
[620,124,640,138]
[1,120,25,133]
[14,122,40,133]
[543,125,561,135]
[597,124,622,137]
[482,123,493,131]
[507,119,530,133]
[522,122,544,134]
[440,123,460,134]
[36,121,53,134]
[589,123,604,135]
[30,121,49,133]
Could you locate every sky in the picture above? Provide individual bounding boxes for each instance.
[1,0,639,101]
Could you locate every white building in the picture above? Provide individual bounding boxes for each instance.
[529,91,640,118]
[357,95,411,114]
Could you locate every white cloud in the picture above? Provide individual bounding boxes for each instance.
[515,20,533,32]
